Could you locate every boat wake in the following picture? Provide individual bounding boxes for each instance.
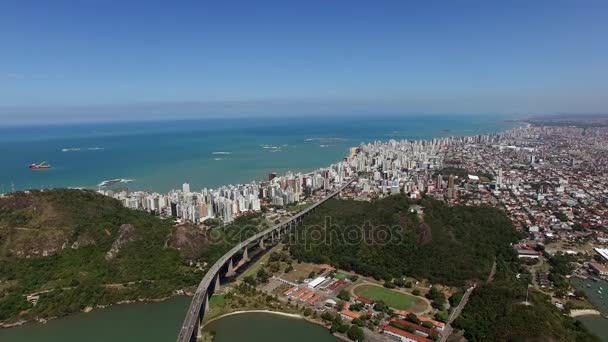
[261,144,282,152]
[304,137,346,143]
[62,147,104,152]
[98,178,134,187]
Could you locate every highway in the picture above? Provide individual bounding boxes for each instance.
[176,178,355,342]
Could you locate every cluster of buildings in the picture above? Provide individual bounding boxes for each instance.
[271,266,444,342]
[431,126,608,244]
[98,136,453,224]
[98,160,357,223]
[351,126,608,250]
[344,139,449,199]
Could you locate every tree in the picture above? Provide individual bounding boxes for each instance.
[393,278,406,287]
[421,321,434,329]
[449,291,464,307]
[435,311,448,323]
[338,289,351,301]
[303,308,313,316]
[383,280,396,289]
[330,321,339,333]
[269,262,281,273]
[349,302,365,311]
[406,313,421,325]
[352,318,364,327]
[431,300,444,310]
[347,325,365,341]
[243,275,257,286]
[322,312,334,321]
[338,322,350,334]
[256,268,270,283]
[373,301,387,313]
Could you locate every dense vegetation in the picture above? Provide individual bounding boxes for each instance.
[289,195,520,286]
[455,257,600,342]
[0,189,264,323]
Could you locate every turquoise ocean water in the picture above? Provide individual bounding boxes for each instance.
[0,114,517,193]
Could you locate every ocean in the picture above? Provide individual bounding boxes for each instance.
[0,114,517,193]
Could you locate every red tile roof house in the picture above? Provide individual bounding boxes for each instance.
[382,325,432,342]
[390,318,436,337]
[589,262,608,277]
[356,296,374,306]
[393,310,446,331]
[339,309,362,321]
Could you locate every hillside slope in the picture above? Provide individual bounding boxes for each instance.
[455,258,600,342]
[0,189,204,323]
[289,195,521,286]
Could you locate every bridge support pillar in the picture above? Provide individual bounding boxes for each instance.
[259,238,266,250]
[243,247,249,261]
[196,318,202,341]
[204,293,210,314]
[227,258,235,276]
[215,274,220,291]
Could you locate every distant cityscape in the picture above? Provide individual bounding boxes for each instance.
[98,123,608,249]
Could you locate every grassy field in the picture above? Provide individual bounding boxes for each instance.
[282,262,327,283]
[333,272,348,280]
[205,294,227,320]
[353,284,428,312]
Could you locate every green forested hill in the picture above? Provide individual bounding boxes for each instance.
[455,258,600,342]
[0,189,203,323]
[289,195,521,286]
[0,189,268,324]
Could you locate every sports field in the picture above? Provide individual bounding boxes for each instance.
[353,284,428,312]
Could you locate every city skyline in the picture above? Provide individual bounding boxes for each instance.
[1,0,608,123]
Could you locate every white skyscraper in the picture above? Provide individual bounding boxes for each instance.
[182,183,191,193]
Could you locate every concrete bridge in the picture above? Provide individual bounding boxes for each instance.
[176,178,356,342]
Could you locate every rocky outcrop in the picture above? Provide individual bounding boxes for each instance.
[105,224,140,261]
[168,224,208,261]
[71,233,96,249]
[417,222,433,245]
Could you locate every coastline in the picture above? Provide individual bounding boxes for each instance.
[202,309,302,327]
[1,117,525,335]
[0,292,189,329]
[1,115,520,194]
[202,309,349,341]
[570,309,602,318]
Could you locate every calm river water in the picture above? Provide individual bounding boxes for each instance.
[203,312,337,342]
[0,290,604,341]
[571,277,608,341]
[0,297,337,342]
[0,297,191,342]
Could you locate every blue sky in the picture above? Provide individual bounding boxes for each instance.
[0,0,607,123]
